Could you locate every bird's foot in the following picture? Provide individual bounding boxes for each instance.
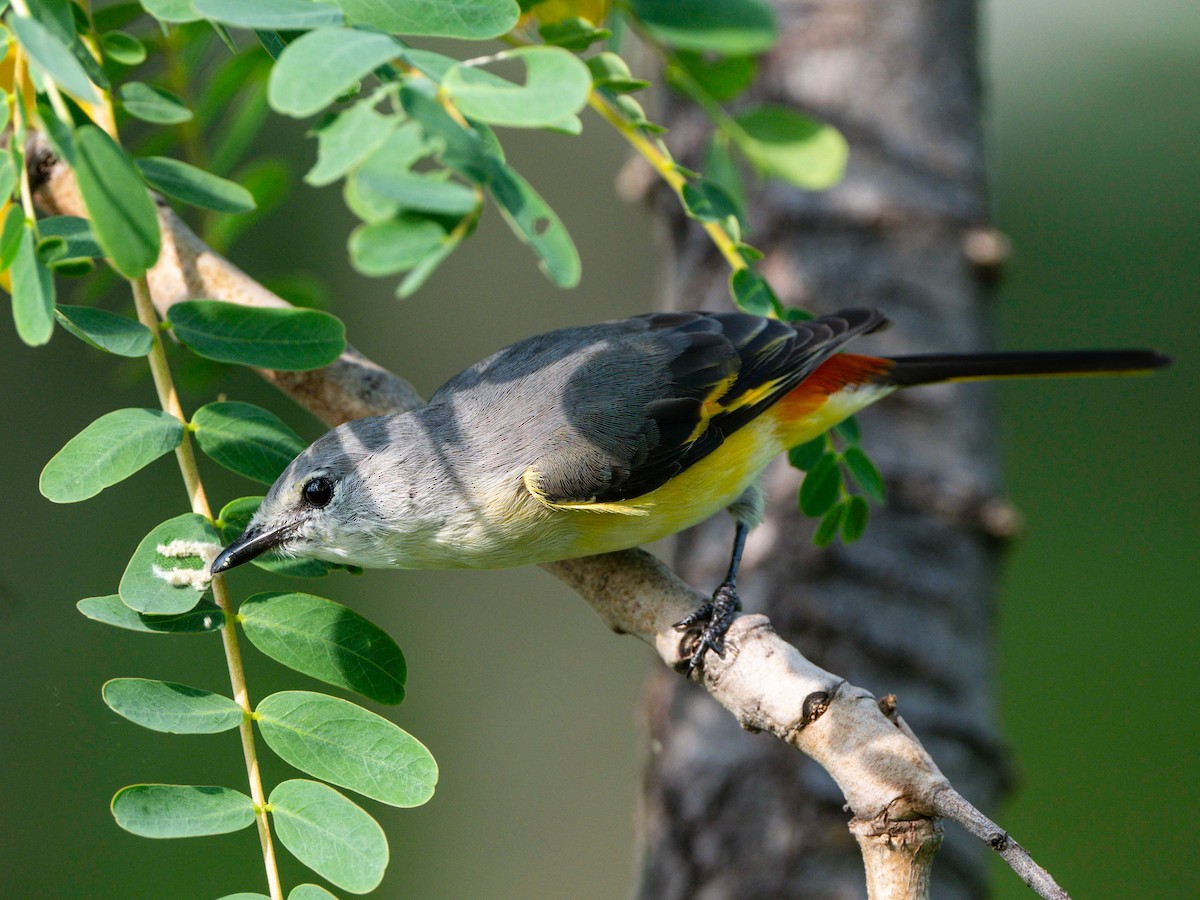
[673,581,741,677]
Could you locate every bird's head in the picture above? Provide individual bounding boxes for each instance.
[210,415,409,574]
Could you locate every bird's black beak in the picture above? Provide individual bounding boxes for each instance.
[210,523,291,575]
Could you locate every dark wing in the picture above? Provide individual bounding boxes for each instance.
[531,307,887,506]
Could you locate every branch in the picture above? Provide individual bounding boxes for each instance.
[29,137,1069,900]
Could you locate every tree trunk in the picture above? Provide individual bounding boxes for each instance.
[636,2,1012,896]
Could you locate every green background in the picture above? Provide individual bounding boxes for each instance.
[1,2,1195,897]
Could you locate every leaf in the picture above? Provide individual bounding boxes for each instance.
[38,216,102,259]
[812,501,844,548]
[787,436,826,472]
[10,223,56,346]
[112,785,256,838]
[72,125,161,278]
[349,216,447,277]
[354,170,477,219]
[119,513,223,615]
[270,779,388,894]
[241,592,406,704]
[729,268,778,317]
[681,179,740,225]
[842,445,886,502]
[118,81,193,124]
[0,205,25,271]
[139,0,202,24]
[40,408,183,503]
[841,495,870,542]
[798,452,842,517]
[670,51,757,103]
[537,16,610,51]
[268,28,401,118]
[289,886,338,900]
[487,159,579,288]
[169,300,346,371]
[218,497,337,578]
[8,14,96,101]
[136,156,256,213]
[335,0,519,39]
[0,151,15,207]
[193,0,345,30]
[256,691,437,807]
[77,594,225,634]
[586,52,649,94]
[733,105,849,190]
[54,305,153,357]
[630,0,777,55]
[305,100,397,188]
[703,137,747,225]
[834,414,861,444]
[103,678,244,734]
[192,401,305,484]
[100,30,147,66]
[442,46,591,129]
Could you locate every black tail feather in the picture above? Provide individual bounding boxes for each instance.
[882,349,1171,387]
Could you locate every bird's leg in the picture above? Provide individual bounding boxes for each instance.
[674,520,749,676]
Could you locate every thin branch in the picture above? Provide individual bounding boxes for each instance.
[29,138,1070,900]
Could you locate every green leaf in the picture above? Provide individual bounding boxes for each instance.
[289,886,338,900]
[349,216,447,277]
[703,136,747,224]
[305,100,397,187]
[218,497,337,578]
[729,268,778,317]
[112,784,256,838]
[241,592,406,704]
[193,0,345,30]
[192,401,306,484]
[40,408,183,503]
[842,445,886,502]
[335,0,519,39]
[268,27,400,118]
[488,159,579,288]
[841,495,870,542]
[220,895,272,900]
[538,16,610,51]
[733,105,848,190]
[72,125,161,278]
[77,594,225,634]
[798,452,842,517]
[0,150,15,207]
[9,13,96,101]
[586,52,649,94]
[119,513,223,615]
[670,51,757,103]
[139,0,202,24]
[38,215,102,258]
[169,300,346,371]
[118,81,193,124]
[54,305,153,357]
[834,415,861,444]
[630,0,777,55]
[256,691,437,807]
[681,179,740,225]
[355,170,477,218]
[100,30,147,66]
[787,436,826,472]
[442,46,591,129]
[10,223,56,346]
[812,501,845,548]
[0,205,25,271]
[270,779,388,893]
[136,156,256,213]
[103,678,244,734]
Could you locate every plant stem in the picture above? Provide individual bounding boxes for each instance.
[130,276,283,900]
[587,89,747,272]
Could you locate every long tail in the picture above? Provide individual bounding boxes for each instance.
[878,349,1171,387]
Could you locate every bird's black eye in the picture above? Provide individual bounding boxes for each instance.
[303,477,334,509]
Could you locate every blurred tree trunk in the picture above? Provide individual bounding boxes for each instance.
[636,1,1013,897]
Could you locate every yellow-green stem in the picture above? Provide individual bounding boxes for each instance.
[587,90,747,272]
[130,277,283,900]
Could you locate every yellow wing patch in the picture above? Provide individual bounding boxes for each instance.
[522,467,654,517]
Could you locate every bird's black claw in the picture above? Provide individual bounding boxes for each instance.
[673,582,741,677]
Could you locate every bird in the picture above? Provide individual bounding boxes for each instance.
[210,307,1168,673]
